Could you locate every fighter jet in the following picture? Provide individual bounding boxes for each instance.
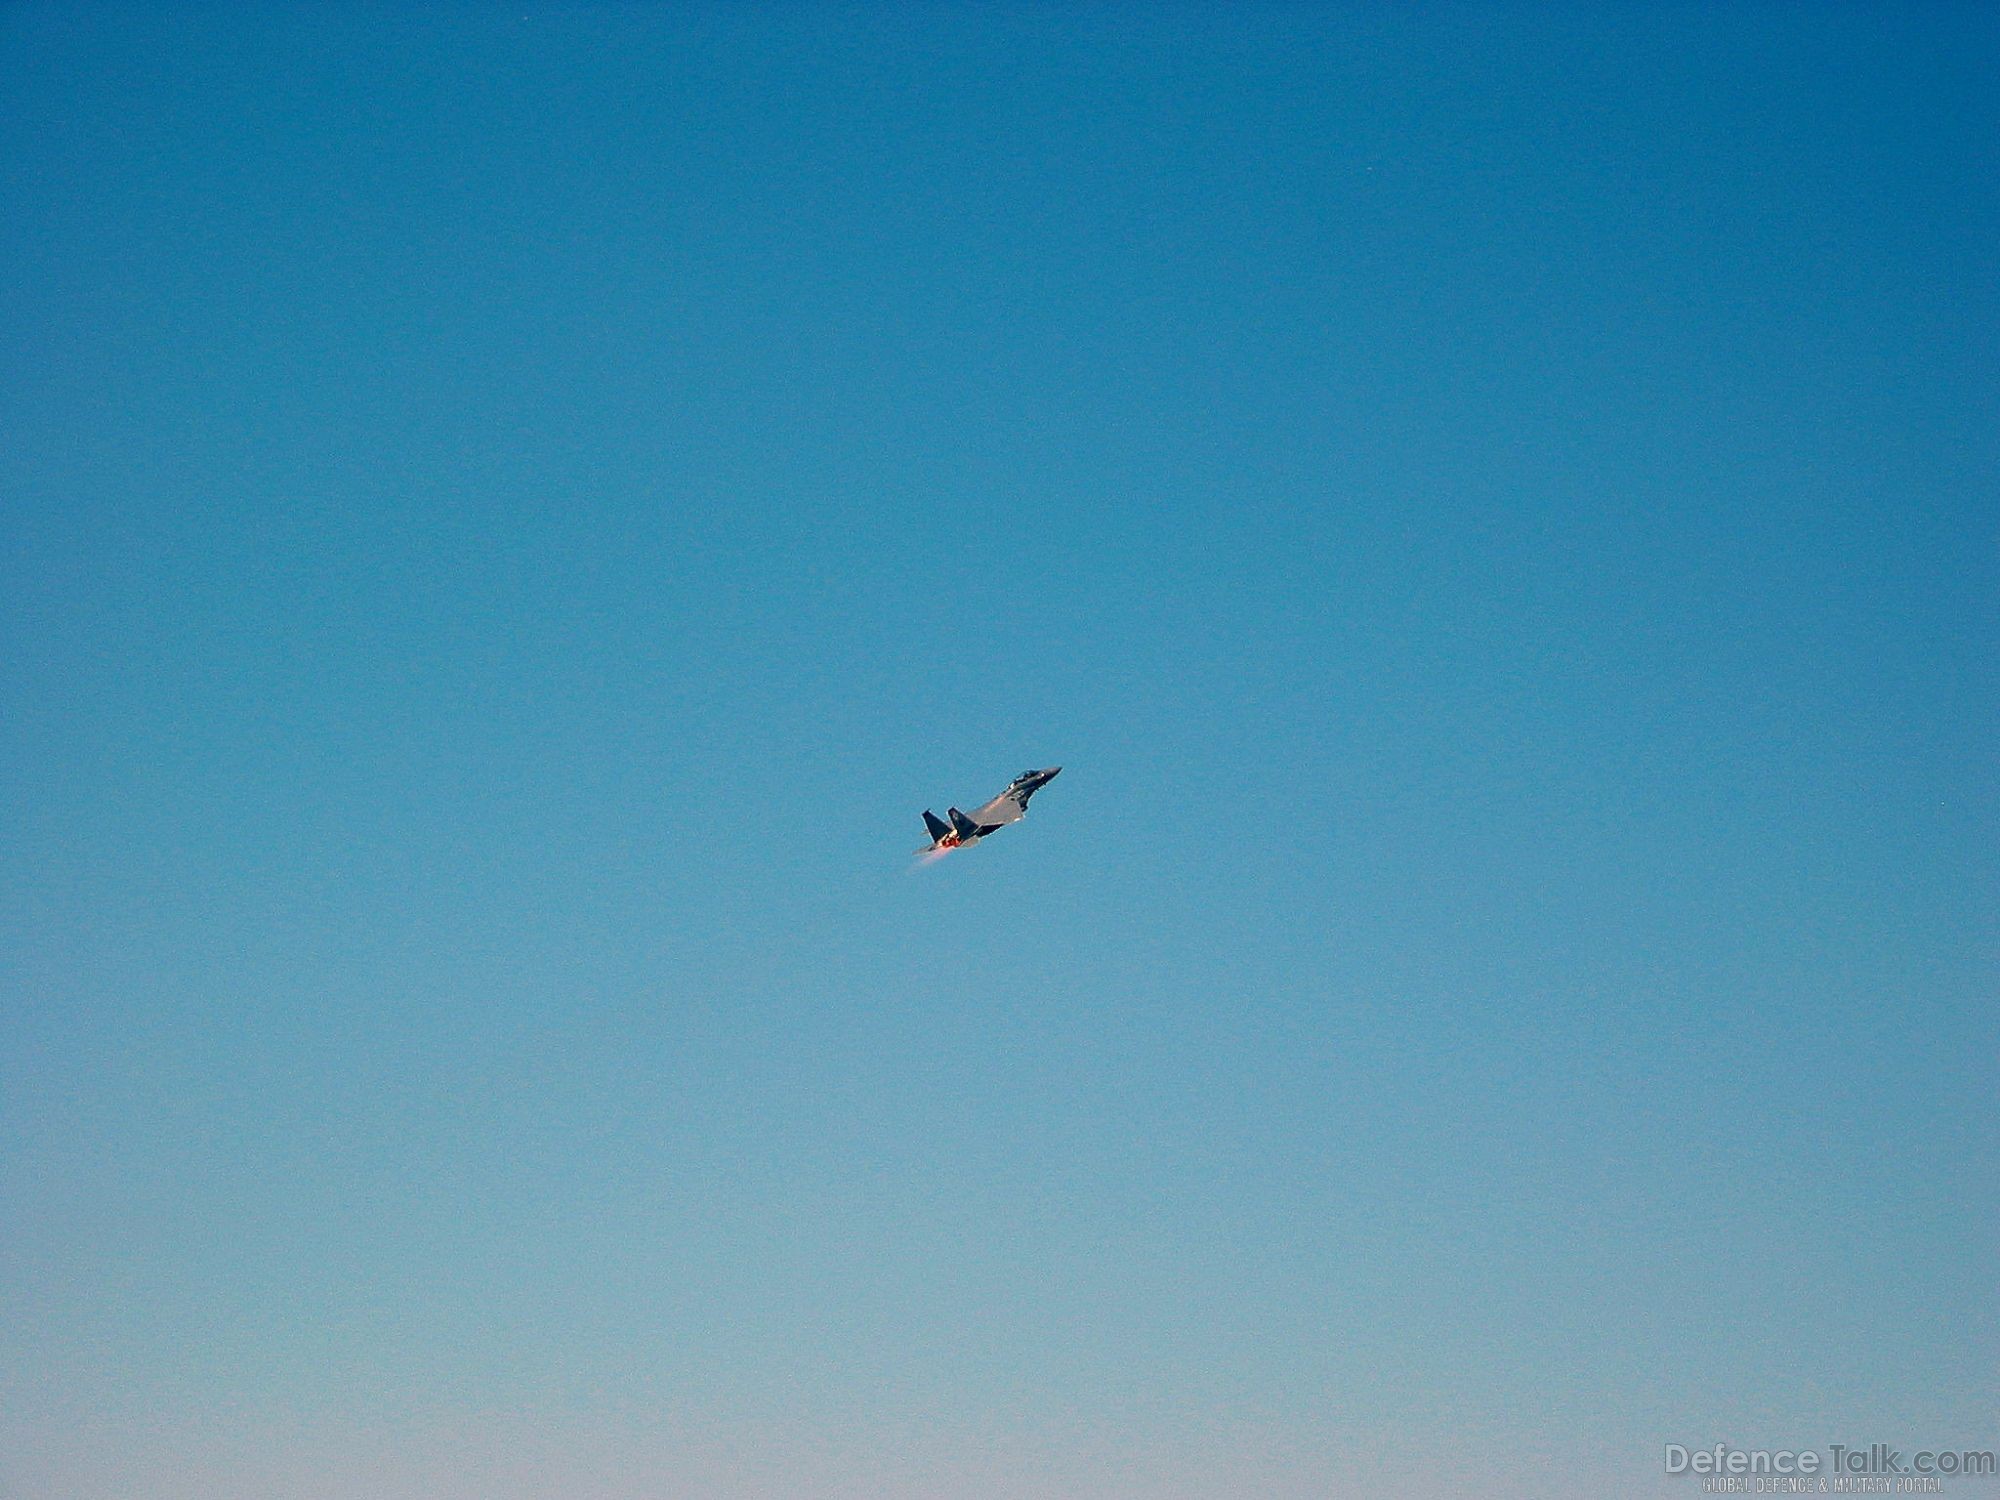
[917,767,1062,855]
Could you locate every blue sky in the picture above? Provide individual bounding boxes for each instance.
[3,5,1995,1497]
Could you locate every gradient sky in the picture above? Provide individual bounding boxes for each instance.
[3,5,1996,1498]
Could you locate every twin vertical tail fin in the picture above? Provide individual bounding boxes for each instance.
[922,810,952,845]
[947,807,982,841]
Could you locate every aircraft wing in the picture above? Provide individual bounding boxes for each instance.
[968,788,1029,828]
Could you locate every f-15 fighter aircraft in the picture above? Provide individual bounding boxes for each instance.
[917,767,1062,855]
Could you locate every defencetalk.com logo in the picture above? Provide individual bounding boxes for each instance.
[1664,1443,1996,1493]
